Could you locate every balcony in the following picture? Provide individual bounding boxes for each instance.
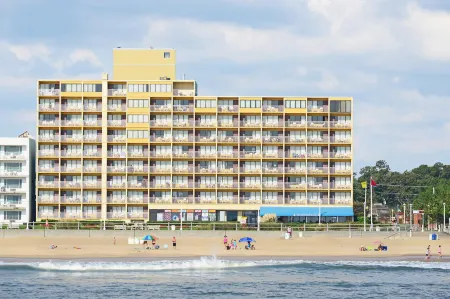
[262,151,283,158]
[107,104,126,112]
[217,182,238,188]
[262,136,283,144]
[330,198,352,205]
[108,89,127,96]
[84,151,101,158]
[218,136,238,143]
[149,166,171,174]
[285,182,306,190]
[127,166,148,173]
[240,197,262,204]
[60,212,82,219]
[240,167,261,174]
[37,196,59,204]
[330,121,352,128]
[172,166,193,173]
[195,136,216,142]
[173,89,195,97]
[38,212,59,218]
[83,197,102,204]
[173,105,194,112]
[307,106,328,113]
[240,121,261,128]
[37,181,59,188]
[83,181,102,188]
[38,135,60,142]
[127,181,148,188]
[83,212,102,219]
[330,152,352,159]
[262,183,284,189]
[107,120,126,127]
[107,151,126,158]
[308,136,328,143]
[173,120,194,128]
[150,105,172,112]
[108,135,127,142]
[286,198,307,205]
[218,120,239,128]
[0,170,26,177]
[60,197,82,204]
[83,120,102,127]
[38,120,60,127]
[107,212,126,219]
[38,150,59,157]
[107,166,127,173]
[173,183,193,189]
[60,181,82,188]
[240,152,261,159]
[83,134,101,142]
[60,166,83,173]
[107,197,126,204]
[329,167,352,174]
[149,182,172,188]
[173,152,193,158]
[173,197,195,204]
[195,121,217,128]
[240,183,261,189]
[196,197,217,204]
[285,152,306,159]
[150,120,172,127]
[127,197,149,204]
[262,167,283,174]
[39,104,60,112]
[307,198,329,205]
[330,137,352,144]
[61,105,83,112]
[262,105,284,113]
[285,121,306,128]
[307,182,329,189]
[307,152,328,159]
[60,150,82,157]
[218,105,238,112]
[285,136,306,143]
[83,105,102,112]
[129,151,148,158]
[195,152,217,158]
[308,121,328,128]
[149,197,172,204]
[217,167,237,174]
[217,152,238,159]
[195,183,216,189]
[107,181,127,188]
[39,89,60,96]
[263,121,283,128]
[330,183,352,190]
[285,167,306,174]
[262,197,284,204]
[196,167,216,174]
[61,135,83,142]
[240,136,261,143]
[150,136,172,142]
[150,151,172,158]
[218,197,238,204]
[307,167,328,174]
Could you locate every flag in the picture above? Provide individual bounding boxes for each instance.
[370,179,377,187]
[361,181,367,189]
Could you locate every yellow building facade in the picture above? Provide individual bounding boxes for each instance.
[36,48,353,223]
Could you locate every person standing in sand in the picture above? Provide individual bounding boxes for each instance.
[287,226,292,239]
[172,237,177,249]
[223,235,228,248]
[425,245,431,261]
[438,245,442,260]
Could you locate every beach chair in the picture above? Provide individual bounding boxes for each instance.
[367,246,374,251]
[163,244,169,250]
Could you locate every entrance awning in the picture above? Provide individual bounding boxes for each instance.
[260,206,354,217]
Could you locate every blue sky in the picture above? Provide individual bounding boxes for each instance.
[1,0,450,171]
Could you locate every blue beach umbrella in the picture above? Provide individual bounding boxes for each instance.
[239,237,255,243]
[142,235,158,241]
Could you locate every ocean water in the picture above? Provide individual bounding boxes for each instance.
[0,257,449,299]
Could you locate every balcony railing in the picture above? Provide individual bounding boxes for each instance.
[217,152,238,159]
[286,198,307,205]
[307,152,328,158]
[38,104,59,112]
[129,151,148,158]
[285,167,307,174]
[262,105,284,112]
[107,181,127,188]
[84,150,102,157]
[307,136,328,143]
[172,183,194,189]
[0,186,26,193]
[240,197,262,204]
[0,170,26,177]
[262,136,284,143]
[240,152,261,159]
[0,153,27,160]
[107,166,127,173]
[107,197,126,204]
[107,104,126,112]
[149,182,172,188]
[308,121,328,128]
[285,182,307,190]
[218,105,238,112]
[195,136,216,142]
[262,151,283,158]
[83,120,102,127]
[38,150,59,157]
[150,151,172,158]
[173,197,195,204]
[285,121,306,128]
[195,121,217,128]
[307,106,328,112]
[173,120,194,127]
[218,197,238,204]
[38,212,59,218]
[195,152,217,158]
[39,89,60,96]
[263,121,283,127]
[150,136,172,142]
[307,198,329,205]
[173,105,194,112]
[262,167,283,174]
[60,197,82,204]
[60,104,82,112]
[218,121,239,128]
[240,183,261,189]
[217,183,238,188]
[38,120,59,127]
[240,167,261,174]
[262,196,284,204]
[195,197,217,204]
[83,181,102,188]
[60,135,83,142]
[59,213,83,220]
[330,137,352,144]
[307,167,328,174]
[262,183,284,189]
[329,183,352,190]
[108,89,127,96]
[172,166,193,173]
[173,152,194,158]
[60,167,83,173]
[60,151,82,157]
[329,152,352,159]
[83,212,102,219]
[217,167,238,174]
[329,198,352,205]
[329,167,352,174]
[240,137,261,143]
[107,120,126,127]
[240,121,261,128]
[127,197,149,204]
[285,152,306,159]
[83,105,102,112]
[172,136,193,143]
[218,136,238,143]
[83,197,102,204]
[38,135,60,142]
[60,181,82,188]
[37,181,60,188]
[173,89,195,97]
[330,121,352,128]
[285,136,306,143]
[37,196,59,204]
[307,182,329,189]
[196,167,216,174]
[150,105,172,112]
[107,212,127,219]
[150,120,172,127]
[107,135,127,142]
[127,166,148,173]
[127,181,148,188]
[83,166,101,173]
[107,151,126,158]
[149,197,172,204]
[148,167,170,174]
[195,183,216,189]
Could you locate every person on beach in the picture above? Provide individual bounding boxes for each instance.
[172,236,176,249]
[223,235,228,248]
[233,239,237,250]
[438,245,442,260]
[287,226,292,238]
[425,245,431,260]
[113,237,116,246]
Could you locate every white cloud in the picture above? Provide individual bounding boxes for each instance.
[8,43,51,61]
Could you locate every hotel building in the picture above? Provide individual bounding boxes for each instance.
[36,48,353,223]
[0,134,36,225]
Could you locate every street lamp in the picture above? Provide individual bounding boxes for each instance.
[427,204,430,231]
[409,203,412,229]
[444,203,446,232]
[403,203,406,225]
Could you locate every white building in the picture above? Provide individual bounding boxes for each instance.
[0,134,36,225]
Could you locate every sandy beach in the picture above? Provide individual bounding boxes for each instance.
[0,231,448,260]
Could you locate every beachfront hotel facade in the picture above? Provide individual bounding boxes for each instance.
[36,48,353,224]
[0,134,36,225]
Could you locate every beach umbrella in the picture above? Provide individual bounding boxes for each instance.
[142,235,158,241]
[372,241,384,245]
[239,237,255,243]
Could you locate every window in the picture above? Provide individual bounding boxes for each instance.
[285,100,306,108]
[4,195,21,205]
[164,52,170,58]
[83,84,102,92]
[108,84,126,90]
[61,84,82,92]
[196,100,217,108]
[330,101,351,113]
[127,114,149,123]
[39,83,59,90]
[240,100,261,108]
[4,211,21,221]
[127,130,149,139]
[4,146,22,154]
[128,84,149,92]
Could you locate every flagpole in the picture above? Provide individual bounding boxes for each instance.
[370,177,373,231]
[364,184,367,232]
